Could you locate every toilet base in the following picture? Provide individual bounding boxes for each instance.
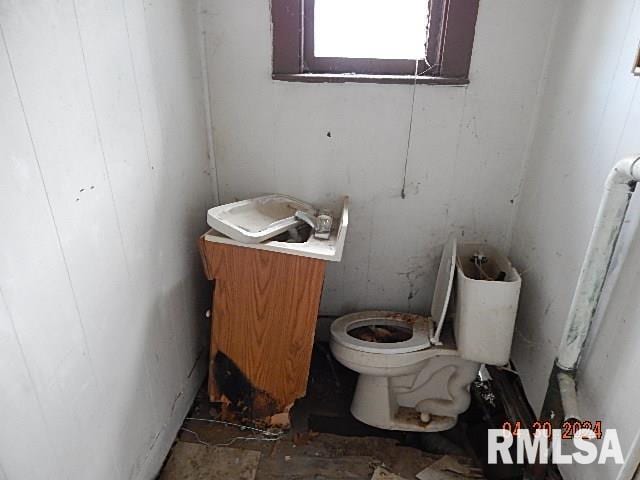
[350,374,458,432]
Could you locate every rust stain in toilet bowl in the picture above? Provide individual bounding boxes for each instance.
[386,312,426,324]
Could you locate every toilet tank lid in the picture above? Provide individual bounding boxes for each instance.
[429,236,456,345]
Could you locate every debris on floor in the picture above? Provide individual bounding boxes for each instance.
[370,465,409,479]
[415,455,485,480]
[159,344,493,479]
[159,443,260,480]
[169,417,441,479]
[161,383,485,480]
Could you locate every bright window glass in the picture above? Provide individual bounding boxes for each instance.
[314,0,429,60]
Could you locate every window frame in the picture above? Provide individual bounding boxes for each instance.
[272,0,480,85]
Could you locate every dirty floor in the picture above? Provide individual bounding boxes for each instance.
[158,343,509,479]
[160,427,483,479]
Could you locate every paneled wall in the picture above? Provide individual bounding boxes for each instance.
[200,0,560,315]
[509,0,640,478]
[0,1,213,478]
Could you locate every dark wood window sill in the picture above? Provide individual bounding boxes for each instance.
[272,73,469,86]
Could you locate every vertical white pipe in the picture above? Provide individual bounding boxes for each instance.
[557,156,640,371]
[556,372,579,421]
[556,183,633,369]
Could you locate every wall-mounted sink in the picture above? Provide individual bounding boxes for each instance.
[203,196,349,262]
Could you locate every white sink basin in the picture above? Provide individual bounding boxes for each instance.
[207,194,315,244]
[203,196,349,262]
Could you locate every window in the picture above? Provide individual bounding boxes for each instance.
[272,0,479,84]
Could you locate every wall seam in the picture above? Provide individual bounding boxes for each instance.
[137,0,193,417]
[0,21,101,406]
[505,0,564,256]
[69,6,131,476]
[122,0,159,201]
[0,287,67,480]
[198,0,221,205]
[71,0,131,279]
[136,352,207,479]
[448,87,469,235]
[0,459,7,480]
[611,0,640,161]
[585,0,639,168]
[120,0,163,435]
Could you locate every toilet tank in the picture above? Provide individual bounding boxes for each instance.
[453,243,521,366]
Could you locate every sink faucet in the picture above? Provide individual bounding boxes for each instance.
[295,210,333,240]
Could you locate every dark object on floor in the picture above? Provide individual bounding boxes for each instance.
[466,365,562,480]
[519,363,565,480]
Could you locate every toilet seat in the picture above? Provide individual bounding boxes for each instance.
[330,311,432,354]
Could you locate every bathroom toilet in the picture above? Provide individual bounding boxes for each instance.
[329,238,519,432]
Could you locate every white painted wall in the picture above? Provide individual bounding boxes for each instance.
[201,0,559,315]
[0,1,213,479]
[509,0,640,478]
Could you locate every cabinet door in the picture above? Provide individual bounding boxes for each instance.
[199,238,325,422]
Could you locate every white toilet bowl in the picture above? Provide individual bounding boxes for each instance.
[330,311,480,432]
[328,239,519,433]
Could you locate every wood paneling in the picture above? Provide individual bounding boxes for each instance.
[199,238,326,420]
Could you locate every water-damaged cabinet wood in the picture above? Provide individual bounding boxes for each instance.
[198,237,326,426]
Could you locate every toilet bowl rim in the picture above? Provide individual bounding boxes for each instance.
[330,310,432,354]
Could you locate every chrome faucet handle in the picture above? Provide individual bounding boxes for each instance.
[314,210,333,239]
[295,209,333,240]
